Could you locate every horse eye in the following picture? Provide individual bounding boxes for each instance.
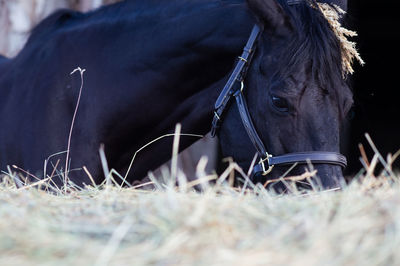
[271,96,289,112]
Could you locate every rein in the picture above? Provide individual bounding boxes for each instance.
[211,24,347,178]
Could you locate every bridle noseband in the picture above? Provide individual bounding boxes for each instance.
[211,24,347,178]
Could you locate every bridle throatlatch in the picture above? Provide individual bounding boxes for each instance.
[211,24,347,178]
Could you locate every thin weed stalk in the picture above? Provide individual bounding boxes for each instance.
[65,67,86,192]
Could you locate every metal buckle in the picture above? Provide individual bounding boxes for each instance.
[213,111,220,121]
[240,81,244,92]
[233,81,245,96]
[259,153,274,175]
[238,56,248,63]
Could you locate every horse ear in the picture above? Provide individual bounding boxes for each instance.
[247,0,293,36]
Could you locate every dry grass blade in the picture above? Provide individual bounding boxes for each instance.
[263,169,317,187]
[65,67,86,190]
[171,124,181,185]
[123,132,203,183]
[317,3,365,75]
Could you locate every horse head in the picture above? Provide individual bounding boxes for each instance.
[218,0,355,190]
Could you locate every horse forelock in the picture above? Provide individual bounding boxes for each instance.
[275,0,359,98]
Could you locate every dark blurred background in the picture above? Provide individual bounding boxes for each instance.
[345,1,400,174]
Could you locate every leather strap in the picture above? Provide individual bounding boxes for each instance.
[269,151,347,167]
[211,25,261,137]
[234,90,268,158]
[287,0,303,5]
[253,151,347,175]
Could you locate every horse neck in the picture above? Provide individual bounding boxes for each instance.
[102,0,255,55]
[93,1,256,129]
[143,3,255,130]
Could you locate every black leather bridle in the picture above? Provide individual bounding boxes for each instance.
[211,24,347,178]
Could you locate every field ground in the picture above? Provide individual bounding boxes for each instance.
[0,157,399,266]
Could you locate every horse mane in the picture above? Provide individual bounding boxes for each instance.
[277,0,362,93]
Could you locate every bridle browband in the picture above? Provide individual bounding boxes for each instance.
[210,24,347,178]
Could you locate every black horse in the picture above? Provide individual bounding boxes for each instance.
[0,0,353,189]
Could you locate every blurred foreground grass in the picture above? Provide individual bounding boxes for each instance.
[0,163,399,266]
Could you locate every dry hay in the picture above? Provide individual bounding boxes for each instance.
[0,149,399,266]
[316,2,365,76]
